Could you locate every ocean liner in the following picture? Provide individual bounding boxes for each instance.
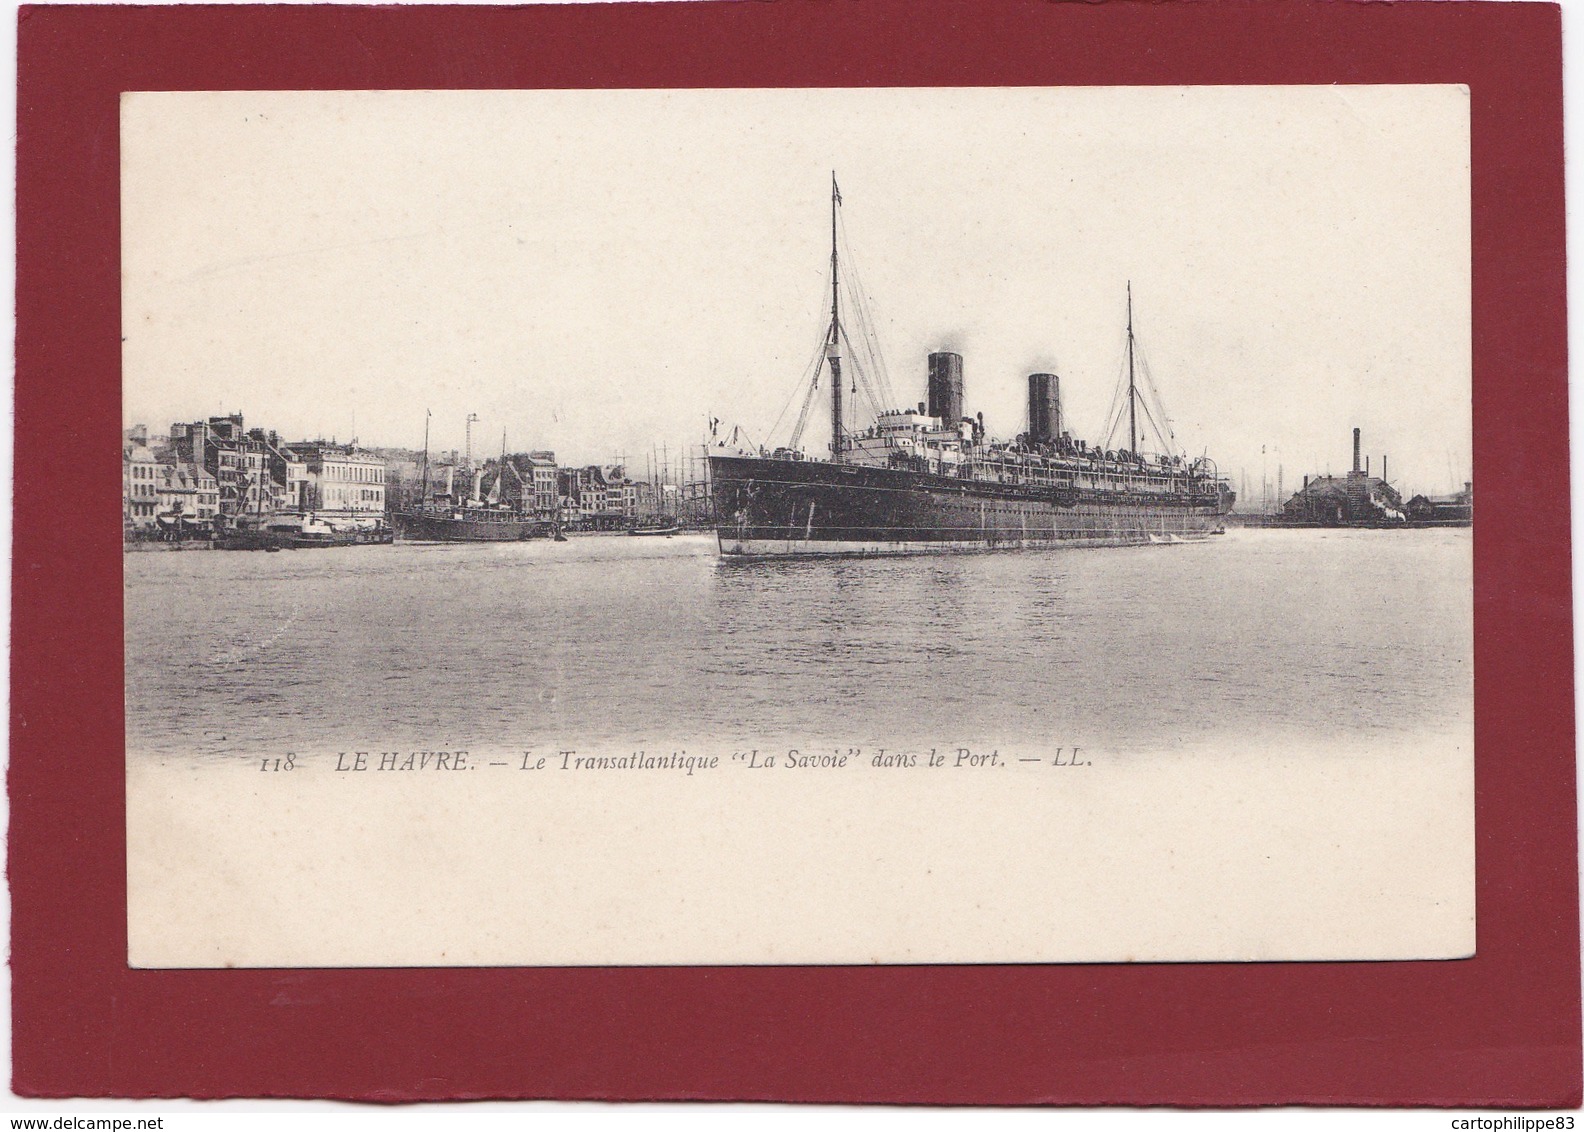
[708,177,1235,557]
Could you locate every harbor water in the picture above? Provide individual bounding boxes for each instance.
[124,528,1473,761]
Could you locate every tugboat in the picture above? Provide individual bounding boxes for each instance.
[708,176,1235,557]
[216,512,391,550]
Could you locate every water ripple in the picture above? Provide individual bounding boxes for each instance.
[126,529,1472,758]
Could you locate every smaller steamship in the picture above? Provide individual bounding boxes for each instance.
[394,416,556,542]
[709,177,1235,557]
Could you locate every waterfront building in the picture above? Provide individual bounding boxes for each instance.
[123,433,161,530]
[525,452,558,517]
[374,450,425,514]
[553,465,632,530]
[271,450,311,512]
[154,463,220,533]
[125,424,220,539]
[282,441,387,519]
[609,473,638,524]
[633,481,660,523]
[167,418,208,469]
[1405,482,1473,526]
[170,414,287,521]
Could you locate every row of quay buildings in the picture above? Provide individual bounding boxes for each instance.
[123,413,696,540]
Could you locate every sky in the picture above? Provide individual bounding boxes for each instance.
[122,86,1471,495]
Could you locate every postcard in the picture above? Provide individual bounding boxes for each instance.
[121,85,1473,967]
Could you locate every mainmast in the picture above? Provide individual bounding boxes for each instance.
[1126,281,1137,455]
[491,428,507,505]
[828,172,844,463]
[419,409,431,509]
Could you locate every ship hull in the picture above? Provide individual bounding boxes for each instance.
[394,511,550,542]
[709,454,1231,557]
[216,527,392,551]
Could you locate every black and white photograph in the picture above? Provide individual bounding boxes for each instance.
[121,86,1473,967]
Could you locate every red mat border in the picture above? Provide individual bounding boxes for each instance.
[11,0,1579,1105]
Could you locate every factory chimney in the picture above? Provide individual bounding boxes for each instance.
[1352,428,1361,474]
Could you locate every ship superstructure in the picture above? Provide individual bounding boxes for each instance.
[708,177,1234,556]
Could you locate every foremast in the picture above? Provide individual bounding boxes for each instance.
[828,172,845,463]
[419,409,431,510]
[1126,281,1137,455]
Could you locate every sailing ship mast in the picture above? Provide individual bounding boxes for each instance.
[419,409,430,510]
[828,172,844,463]
[1127,281,1137,455]
[488,429,506,505]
